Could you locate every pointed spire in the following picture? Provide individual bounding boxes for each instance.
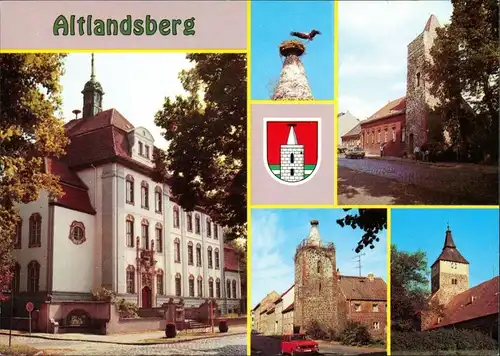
[431,224,469,267]
[286,124,298,145]
[91,53,95,79]
[272,40,313,100]
[444,224,456,249]
[306,220,321,246]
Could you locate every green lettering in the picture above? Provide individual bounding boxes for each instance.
[70,15,75,35]
[120,15,132,35]
[94,19,105,36]
[87,15,92,35]
[133,19,144,36]
[77,16,85,36]
[159,19,170,36]
[107,19,119,35]
[171,19,181,35]
[183,17,196,36]
[53,15,68,36]
[145,15,157,36]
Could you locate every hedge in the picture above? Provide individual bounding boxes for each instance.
[392,329,498,352]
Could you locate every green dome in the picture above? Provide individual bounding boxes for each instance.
[82,78,104,94]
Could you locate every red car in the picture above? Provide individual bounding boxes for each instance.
[280,333,319,355]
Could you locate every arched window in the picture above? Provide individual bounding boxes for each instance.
[186,212,193,232]
[232,280,237,299]
[175,273,181,296]
[29,213,42,247]
[196,243,202,266]
[290,153,294,163]
[195,214,201,234]
[197,276,203,297]
[141,181,149,209]
[154,186,162,213]
[173,206,180,228]
[27,260,40,292]
[12,263,21,293]
[14,220,22,249]
[69,221,86,245]
[155,222,163,253]
[188,274,195,297]
[125,175,135,204]
[207,246,213,268]
[226,279,231,299]
[187,241,194,265]
[216,278,221,298]
[317,260,322,274]
[214,224,219,240]
[141,219,149,249]
[126,215,134,247]
[208,277,214,298]
[206,218,212,238]
[126,265,135,294]
[174,238,181,263]
[156,269,164,295]
[214,248,220,269]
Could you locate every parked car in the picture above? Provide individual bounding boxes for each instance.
[280,333,319,355]
[345,146,365,159]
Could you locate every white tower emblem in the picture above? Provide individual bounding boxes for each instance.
[280,124,305,183]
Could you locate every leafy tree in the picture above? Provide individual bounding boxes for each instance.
[336,209,387,253]
[0,54,68,299]
[425,0,499,162]
[154,54,246,241]
[391,245,430,331]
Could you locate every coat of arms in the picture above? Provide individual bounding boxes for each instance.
[263,118,321,185]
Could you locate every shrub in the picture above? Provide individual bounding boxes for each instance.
[340,321,372,346]
[91,287,116,302]
[115,298,138,318]
[392,329,498,352]
[306,320,327,340]
[327,327,339,341]
[219,319,229,333]
[165,322,177,338]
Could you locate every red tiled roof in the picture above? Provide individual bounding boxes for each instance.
[361,97,406,125]
[274,284,295,304]
[339,275,387,301]
[53,184,96,215]
[282,303,294,313]
[224,244,240,272]
[66,108,134,136]
[341,123,361,139]
[431,276,499,329]
[45,157,88,189]
[432,228,469,266]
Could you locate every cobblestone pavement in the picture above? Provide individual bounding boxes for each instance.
[251,333,386,356]
[0,333,247,355]
[338,158,498,205]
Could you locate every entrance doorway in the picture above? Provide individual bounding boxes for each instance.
[141,286,152,308]
[409,133,414,153]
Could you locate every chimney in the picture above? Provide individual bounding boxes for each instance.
[272,40,313,100]
[368,272,374,281]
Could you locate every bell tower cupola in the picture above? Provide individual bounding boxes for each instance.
[82,53,104,119]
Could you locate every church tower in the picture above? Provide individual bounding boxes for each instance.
[430,225,469,306]
[280,124,305,182]
[294,220,339,333]
[82,53,104,119]
[405,14,441,153]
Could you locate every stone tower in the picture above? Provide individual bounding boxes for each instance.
[430,225,469,306]
[82,53,104,119]
[280,124,305,182]
[294,220,339,333]
[405,14,440,152]
[273,40,313,100]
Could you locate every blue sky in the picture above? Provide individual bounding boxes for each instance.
[58,53,194,148]
[251,0,334,100]
[251,209,387,307]
[338,1,453,120]
[392,208,499,290]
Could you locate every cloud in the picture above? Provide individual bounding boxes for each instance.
[339,56,404,78]
[338,95,381,119]
[390,81,407,92]
[251,211,294,306]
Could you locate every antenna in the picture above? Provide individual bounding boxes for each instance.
[72,109,81,119]
[353,253,366,277]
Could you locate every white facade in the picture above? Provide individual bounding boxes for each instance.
[280,125,305,182]
[12,126,239,311]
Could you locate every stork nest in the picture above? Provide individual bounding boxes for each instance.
[279,40,306,57]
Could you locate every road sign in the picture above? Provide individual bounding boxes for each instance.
[25,302,34,313]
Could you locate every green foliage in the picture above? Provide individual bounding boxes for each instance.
[392,329,498,352]
[340,321,372,346]
[306,320,327,340]
[115,298,139,318]
[91,287,117,302]
[391,245,431,331]
[424,0,499,163]
[153,54,247,241]
[0,53,68,298]
[336,209,387,253]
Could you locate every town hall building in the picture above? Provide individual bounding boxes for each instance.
[4,55,244,331]
[252,220,387,340]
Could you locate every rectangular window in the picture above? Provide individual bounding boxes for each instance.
[401,128,406,142]
[392,127,396,142]
[354,303,361,312]
[155,191,162,213]
[373,322,380,330]
[216,281,221,298]
[188,245,194,265]
[126,271,135,294]
[384,129,388,143]
[155,227,163,253]
[145,145,150,159]
[214,225,219,240]
[208,250,213,268]
[215,251,220,269]
[206,219,211,238]
[175,278,181,296]
[377,131,381,143]
[141,186,149,209]
[195,215,201,234]
[196,247,202,266]
[209,281,214,298]
[189,279,195,297]
[156,275,164,295]
[14,221,22,249]
[372,303,379,312]
[187,214,193,232]
[126,220,134,247]
[141,224,149,249]
[139,142,143,156]
[174,242,181,263]
[372,132,375,144]
[197,279,203,297]
[126,181,134,203]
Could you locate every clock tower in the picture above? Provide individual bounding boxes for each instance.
[82,53,104,119]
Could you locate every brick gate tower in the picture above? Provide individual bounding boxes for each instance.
[430,225,469,306]
[294,220,339,333]
[280,124,305,183]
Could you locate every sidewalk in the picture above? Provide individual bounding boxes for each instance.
[0,325,246,345]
